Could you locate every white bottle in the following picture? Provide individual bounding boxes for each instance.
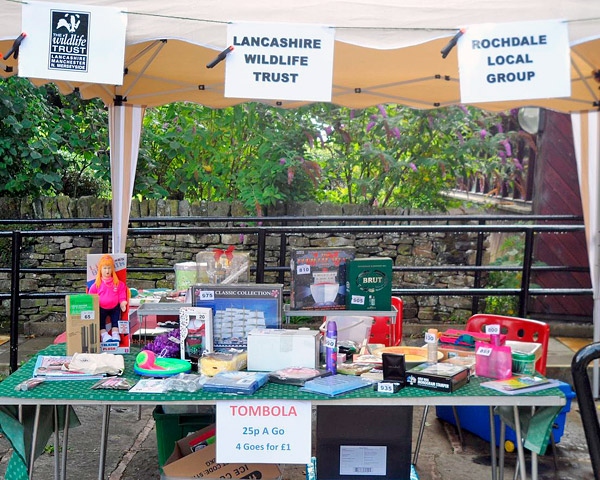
[426,328,439,363]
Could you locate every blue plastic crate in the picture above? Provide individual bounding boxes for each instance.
[435,380,574,449]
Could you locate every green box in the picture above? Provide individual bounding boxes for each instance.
[345,258,393,310]
[153,405,215,467]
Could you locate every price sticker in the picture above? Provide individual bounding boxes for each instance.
[375,381,401,393]
[424,332,436,344]
[477,346,493,356]
[324,337,336,349]
[350,295,365,306]
[485,324,501,335]
[81,310,95,320]
[296,264,311,275]
[199,290,215,301]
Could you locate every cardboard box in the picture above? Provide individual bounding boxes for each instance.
[346,257,393,310]
[66,294,100,355]
[247,328,321,371]
[290,247,355,310]
[162,425,282,479]
[190,284,282,350]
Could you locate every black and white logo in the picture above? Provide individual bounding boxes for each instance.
[48,10,90,73]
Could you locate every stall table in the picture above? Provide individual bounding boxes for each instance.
[0,344,567,480]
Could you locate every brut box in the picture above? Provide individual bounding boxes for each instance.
[345,257,393,311]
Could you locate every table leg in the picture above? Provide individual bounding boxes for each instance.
[489,406,497,480]
[29,405,41,480]
[60,406,70,480]
[98,405,111,480]
[499,419,506,479]
[53,406,59,480]
[412,405,429,465]
[512,406,527,480]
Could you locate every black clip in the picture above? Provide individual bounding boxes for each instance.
[2,32,27,61]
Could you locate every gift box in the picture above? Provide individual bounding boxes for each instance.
[290,247,355,310]
[196,248,249,284]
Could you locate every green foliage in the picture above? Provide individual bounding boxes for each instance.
[139,103,321,213]
[309,104,517,210]
[484,234,524,315]
[0,77,109,197]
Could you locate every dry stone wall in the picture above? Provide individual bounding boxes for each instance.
[0,196,483,332]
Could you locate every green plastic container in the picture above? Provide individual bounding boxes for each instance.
[153,405,215,467]
[511,351,536,374]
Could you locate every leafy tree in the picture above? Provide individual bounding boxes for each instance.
[139,103,321,213]
[0,76,109,197]
[309,104,517,210]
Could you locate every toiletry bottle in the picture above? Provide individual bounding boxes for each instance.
[325,320,338,374]
[426,328,438,363]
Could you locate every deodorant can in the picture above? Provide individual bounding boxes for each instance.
[325,320,338,374]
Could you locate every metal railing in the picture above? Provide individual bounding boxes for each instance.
[0,214,591,372]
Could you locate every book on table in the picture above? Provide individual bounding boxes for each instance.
[480,374,560,395]
[33,355,106,381]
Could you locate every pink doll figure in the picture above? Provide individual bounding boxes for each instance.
[88,255,128,343]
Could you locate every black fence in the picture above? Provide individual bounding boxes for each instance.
[0,214,592,372]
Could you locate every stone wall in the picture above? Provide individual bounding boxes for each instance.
[0,196,483,332]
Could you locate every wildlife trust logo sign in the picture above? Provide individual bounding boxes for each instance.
[49,10,90,73]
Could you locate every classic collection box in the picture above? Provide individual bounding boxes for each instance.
[190,284,282,350]
[290,247,355,310]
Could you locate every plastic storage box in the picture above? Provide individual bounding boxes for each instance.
[153,405,216,467]
[435,380,575,448]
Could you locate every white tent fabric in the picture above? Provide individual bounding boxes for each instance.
[571,111,600,397]
[108,103,144,253]
[2,1,600,386]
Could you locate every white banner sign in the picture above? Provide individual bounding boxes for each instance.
[225,22,335,102]
[19,1,127,85]
[216,400,312,464]
[458,19,570,104]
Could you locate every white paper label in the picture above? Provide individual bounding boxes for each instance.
[424,332,437,344]
[485,324,501,335]
[477,346,493,356]
[339,445,387,476]
[80,310,95,320]
[296,264,311,275]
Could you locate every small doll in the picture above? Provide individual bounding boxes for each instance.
[88,255,127,343]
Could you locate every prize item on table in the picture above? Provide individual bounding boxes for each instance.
[134,350,192,377]
[247,328,321,371]
[195,247,249,284]
[163,372,207,392]
[200,350,247,376]
[300,374,376,396]
[129,378,168,393]
[336,363,374,376]
[87,254,128,344]
[86,253,132,354]
[268,367,332,386]
[439,328,507,348]
[15,378,45,391]
[325,320,338,374]
[480,374,561,395]
[426,328,439,363]
[33,355,109,381]
[372,345,442,369]
[405,362,470,392]
[65,293,100,355]
[92,377,134,390]
[345,257,393,310]
[179,306,213,361]
[143,327,181,358]
[382,352,406,385]
[475,334,512,379]
[174,261,198,292]
[190,284,282,350]
[202,370,269,394]
[289,247,355,310]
